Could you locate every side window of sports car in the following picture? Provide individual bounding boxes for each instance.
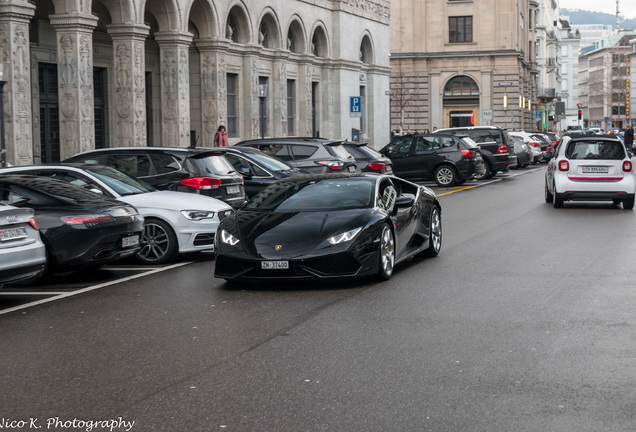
[377,181,397,210]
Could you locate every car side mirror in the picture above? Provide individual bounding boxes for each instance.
[89,188,104,195]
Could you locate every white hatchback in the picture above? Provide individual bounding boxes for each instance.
[545,135,635,209]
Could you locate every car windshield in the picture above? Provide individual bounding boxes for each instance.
[244,151,294,171]
[565,140,625,160]
[86,166,156,195]
[245,177,375,212]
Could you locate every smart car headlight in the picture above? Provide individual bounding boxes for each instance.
[327,227,362,245]
[181,210,216,220]
[220,229,240,246]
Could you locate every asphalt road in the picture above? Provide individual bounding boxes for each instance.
[2,166,636,432]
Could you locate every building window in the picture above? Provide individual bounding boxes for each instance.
[449,17,472,43]
[227,73,238,137]
[287,80,295,135]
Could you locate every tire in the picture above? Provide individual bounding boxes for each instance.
[553,191,564,208]
[455,178,466,186]
[434,165,457,187]
[422,205,442,257]
[544,181,553,203]
[623,196,635,210]
[377,224,395,281]
[137,218,179,264]
[474,162,491,181]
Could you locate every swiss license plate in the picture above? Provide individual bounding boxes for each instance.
[226,185,240,194]
[582,166,609,173]
[261,261,289,269]
[122,235,140,248]
[0,227,27,242]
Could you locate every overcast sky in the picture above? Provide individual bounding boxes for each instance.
[560,0,636,19]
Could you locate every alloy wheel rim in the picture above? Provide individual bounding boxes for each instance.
[437,168,454,185]
[381,226,395,276]
[430,208,441,252]
[139,223,169,261]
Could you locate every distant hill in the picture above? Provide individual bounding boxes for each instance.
[562,9,636,30]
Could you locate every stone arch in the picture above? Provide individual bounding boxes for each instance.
[442,75,481,127]
[91,0,137,24]
[185,0,218,39]
[141,0,181,32]
[359,32,374,64]
[257,9,281,49]
[286,16,306,54]
[310,22,329,58]
[225,3,250,44]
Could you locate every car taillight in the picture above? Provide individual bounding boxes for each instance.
[623,160,632,172]
[368,162,386,170]
[460,149,476,158]
[61,215,114,225]
[558,160,569,171]
[28,217,38,231]
[528,141,540,147]
[316,160,344,170]
[498,144,507,154]
[180,177,222,190]
[551,140,558,146]
[546,146,553,151]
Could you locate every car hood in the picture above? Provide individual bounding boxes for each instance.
[234,209,371,259]
[118,190,231,211]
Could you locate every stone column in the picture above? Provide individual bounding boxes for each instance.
[243,51,261,139]
[195,38,228,146]
[155,31,193,147]
[273,55,288,137]
[107,24,149,147]
[50,13,98,160]
[0,1,35,165]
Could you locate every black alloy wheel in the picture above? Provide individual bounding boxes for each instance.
[138,218,178,264]
[377,224,395,280]
[420,205,442,257]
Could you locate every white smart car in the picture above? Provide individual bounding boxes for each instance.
[0,164,234,264]
[545,135,635,209]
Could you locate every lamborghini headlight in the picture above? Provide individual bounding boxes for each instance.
[220,229,240,246]
[327,227,362,245]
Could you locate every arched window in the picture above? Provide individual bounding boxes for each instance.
[444,76,479,96]
[360,35,373,64]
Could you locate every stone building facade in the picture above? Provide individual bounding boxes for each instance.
[0,0,391,166]
[389,0,537,132]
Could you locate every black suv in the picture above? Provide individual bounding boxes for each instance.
[64,147,247,208]
[434,126,516,179]
[379,133,485,186]
[235,137,357,174]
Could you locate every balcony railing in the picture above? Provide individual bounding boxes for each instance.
[538,87,556,98]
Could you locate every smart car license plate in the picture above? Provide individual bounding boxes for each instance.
[261,261,289,269]
[122,235,140,248]
[226,185,240,194]
[0,227,27,241]
[582,166,609,173]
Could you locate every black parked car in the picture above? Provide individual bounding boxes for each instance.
[0,175,144,281]
[378,133,485,186]
[235,137,357,174]
[64,147,247,208]
[214,173,441,282]
[222,147,309,198]
[342,142,393,174]
[434,126,516,179]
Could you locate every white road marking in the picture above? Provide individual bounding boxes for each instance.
[0,261,192,316]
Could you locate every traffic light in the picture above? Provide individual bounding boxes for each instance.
[578,110,582,120]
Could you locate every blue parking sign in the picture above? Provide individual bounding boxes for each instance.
[350,96,362,117]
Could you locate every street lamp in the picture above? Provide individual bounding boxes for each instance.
[258,83,268,139]
[0,64,6,168]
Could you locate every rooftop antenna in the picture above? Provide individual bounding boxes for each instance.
[616,0,620,30]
